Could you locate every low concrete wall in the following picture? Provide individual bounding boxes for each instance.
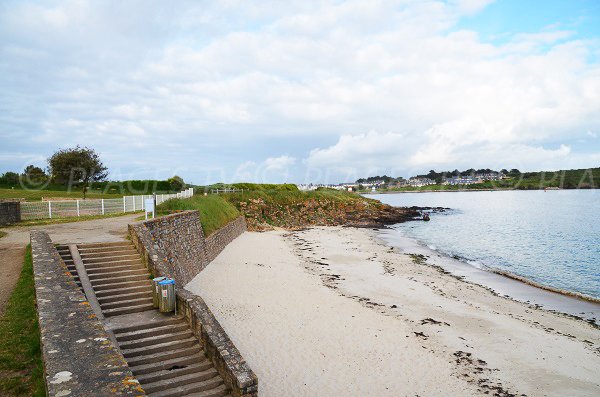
[0,200,20,225]
[205,216,248,263]
[177,289,258,397]
[31,230,143,397]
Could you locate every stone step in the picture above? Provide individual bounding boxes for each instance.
[115,322,189,342]
[129,353,209,376]
[97,289,153,305]
[119,329,192,350]
[79,248,138,258]
[95,284,152,298]
[100,297,154,311]
[84,258,141,269]
[86,263,146,275]
[91,274,150,288]
[122,337,197,358]
[126,346,203,367]
[149,377,225,397]
[82,253,140,264]
[113,317,186,335]
[88,268,149,280]
[142,368,220,395]
[136,362,212,386]
[92,279,152,292]
[186,386,229,397]
[102,302,155,317]
[77,241,132,249]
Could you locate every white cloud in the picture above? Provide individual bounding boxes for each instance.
[0,0,599,182]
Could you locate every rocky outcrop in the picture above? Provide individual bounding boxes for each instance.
[235,197,427,231]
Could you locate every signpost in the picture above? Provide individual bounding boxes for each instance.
[144,197,155,220]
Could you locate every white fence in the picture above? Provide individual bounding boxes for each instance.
[20,188,194,220]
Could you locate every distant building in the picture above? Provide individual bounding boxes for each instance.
[407,177,436,187]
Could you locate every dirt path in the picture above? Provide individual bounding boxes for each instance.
[0,214,139,315]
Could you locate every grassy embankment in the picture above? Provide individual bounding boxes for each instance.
[0,246,45,396]
[159,186,387,232]
[157,195,241,236]
[363,167,599,193]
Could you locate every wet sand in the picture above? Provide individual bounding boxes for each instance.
[186,227,600,397]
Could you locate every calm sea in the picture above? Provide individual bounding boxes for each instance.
[366,190,600,301]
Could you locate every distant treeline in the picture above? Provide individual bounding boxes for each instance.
[0,171,185,194]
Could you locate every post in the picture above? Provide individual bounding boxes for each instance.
[101,199,105,215]
[48,201,52,219]
[123,197,126,212]
[76,200,80,217]
[153,193,157,219]
[133,196,136,211]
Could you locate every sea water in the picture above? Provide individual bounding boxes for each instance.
[365,190,600,321]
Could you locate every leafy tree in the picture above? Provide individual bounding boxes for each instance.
[0,171,19,185]
[168,175,185,191]
[23,165,46,182]
[47,146,108,198]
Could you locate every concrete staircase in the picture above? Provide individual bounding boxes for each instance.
[57,241,230,397]
[77,241,154,317]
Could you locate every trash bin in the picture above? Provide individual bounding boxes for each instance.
[158,278,176,313]
[152,276,166,308]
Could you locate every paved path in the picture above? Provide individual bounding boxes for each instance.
[0,214,139,315]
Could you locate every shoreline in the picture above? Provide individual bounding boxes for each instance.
[186,227,600,396]
[377,228,600,325]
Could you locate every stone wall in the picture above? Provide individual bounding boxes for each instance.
[31,230,143,397]
[129,211,209,285]
[128,211,247,286]
[0,200,20,225]
[128,212,256,397]
[177,289,258,397]
[205,216,248,263]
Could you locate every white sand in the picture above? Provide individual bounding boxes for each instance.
[186,227,600,396]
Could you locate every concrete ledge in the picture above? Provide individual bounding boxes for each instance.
[31,230,144,397]
[177,289,258,397]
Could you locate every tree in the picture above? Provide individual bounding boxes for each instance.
[48,146,108,198]
[23,164,47,182]
[0,171,19,185]
[167,175,185,191]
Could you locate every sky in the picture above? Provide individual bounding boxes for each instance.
[1,0,599,184]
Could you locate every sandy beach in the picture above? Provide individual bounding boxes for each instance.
[185,227,600,396]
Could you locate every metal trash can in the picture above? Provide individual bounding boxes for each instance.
[158,278,176,313]
[152,276,166,308]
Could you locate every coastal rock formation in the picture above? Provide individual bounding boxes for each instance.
[234,197,431,231]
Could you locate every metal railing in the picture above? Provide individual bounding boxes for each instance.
[209,188,245,194]
[20,188,194,220]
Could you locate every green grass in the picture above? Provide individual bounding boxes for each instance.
[0,231,6,239]
[0,187,124,202]
[223,188,376,208]
[0,245,45,396]
[2,211,142,228]
[157,195,241,236]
